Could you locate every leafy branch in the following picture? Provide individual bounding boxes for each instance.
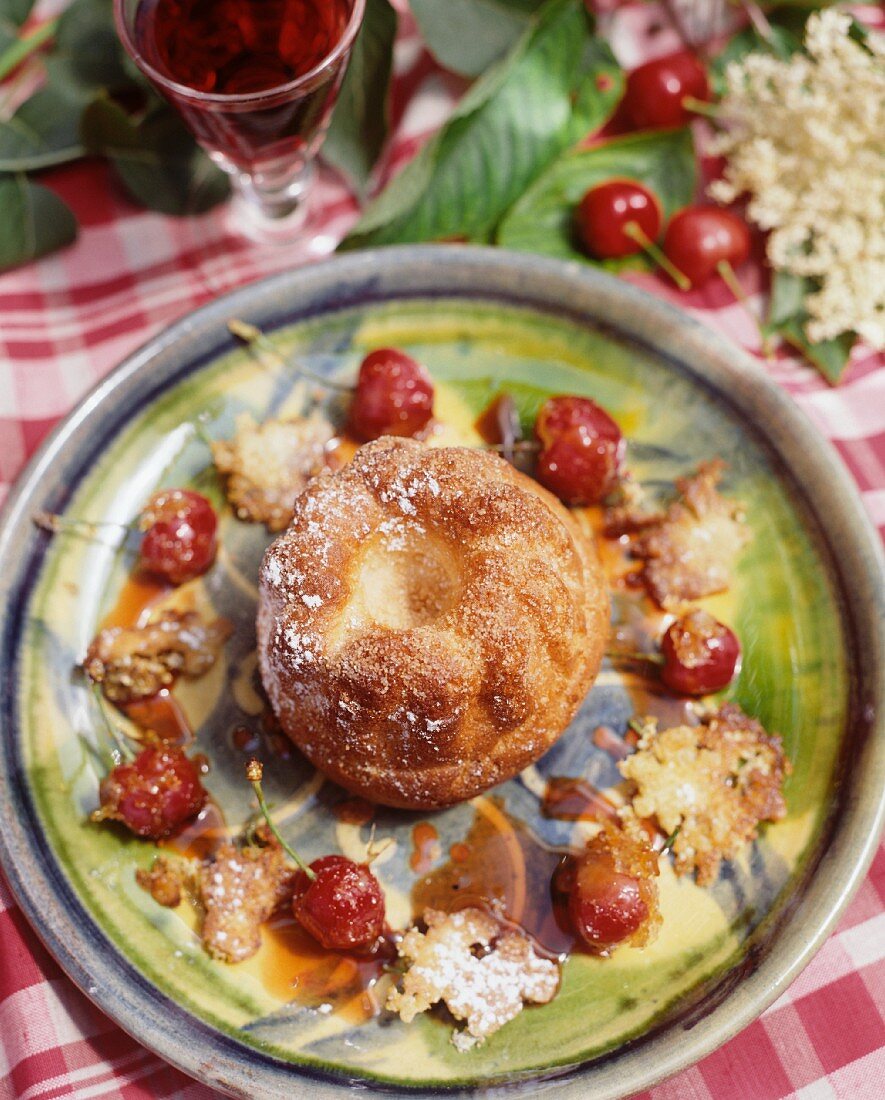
[0,0,867,383]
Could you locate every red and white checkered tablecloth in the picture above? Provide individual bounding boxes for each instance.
[1,3,883,1098]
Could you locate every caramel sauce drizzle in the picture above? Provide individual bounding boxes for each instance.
[100,570,173,630]
[332,798,375,826]
[409,822,441,874]
[123,690,193,745]
[412,799,574,958]
[260,917,391,1023]
[541,777,621,823]
[162,800,227,861]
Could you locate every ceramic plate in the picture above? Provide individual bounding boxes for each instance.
[1,246,883,1099]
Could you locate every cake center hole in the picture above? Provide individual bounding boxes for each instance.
[357,532,461,629]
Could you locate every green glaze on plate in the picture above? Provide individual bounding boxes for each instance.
[1,247,882,1100]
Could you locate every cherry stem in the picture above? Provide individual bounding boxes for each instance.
[682,96,721,120]
[192,418,216,450]
[0,17,58,83]
[715,260,776,359]
[483,440,540,454]
[91,684,133,764]
[228,319,354,394]
[33,511,134,539]
[736,0,774,43]
[622,222,692,292]
[606,648,664,667]
[365,824,394,865]
[245,759,316,879]
[661,825,681,854]
[628,715,657,740]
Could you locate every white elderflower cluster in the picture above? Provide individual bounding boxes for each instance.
[710,10,885,350]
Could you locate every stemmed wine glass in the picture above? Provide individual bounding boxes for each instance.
[114,0,366,243]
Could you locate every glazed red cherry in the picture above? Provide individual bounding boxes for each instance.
[139,489,217,585]
[570,852,648,951]
[660,609,741,695]
[565,825,660,954]
[292,855,386,952]
[349,348,434,442]
[576,180,663,260]
[535,395,625,505]
[622,51,710,130]
[98,745,207,839]
[662,206,751,288]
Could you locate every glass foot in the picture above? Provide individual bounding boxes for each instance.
[226,162,318,245]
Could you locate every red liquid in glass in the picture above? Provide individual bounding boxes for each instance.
[134,0,352,169]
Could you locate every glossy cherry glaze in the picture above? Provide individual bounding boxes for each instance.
[139,489,217,584]
[575,180,663,260]
[568,854,648,949]
[99,745,207,839]
[662,206,751,288]
[292,855,386,952]
[535,395,626,505]
[349,348,434,442]
[413,798,575,957]
[622,51,710,130]
[556,824,660,955]
[661,609,741,695]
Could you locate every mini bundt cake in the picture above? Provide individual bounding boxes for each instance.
[257,437,609,809]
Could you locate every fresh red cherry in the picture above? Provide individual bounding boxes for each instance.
[622,51,710,130]
[661,609,741,695]
[98,745,207,839]
[349,348,434,442]
[139,489,217,585]
[535,395,625,505]
[662,206,751,288]
[568,845,649,952]
[576,180,663,260]
[292,855,386,952]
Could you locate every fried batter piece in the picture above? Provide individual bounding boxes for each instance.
[211,412,333,531]
[603,473,665,538]
[620,703,791,886]
[84,611,232,704]
[632,461,749,608]
[198,836,299,963]
[136,856,190,908]
[386,907,559,1051]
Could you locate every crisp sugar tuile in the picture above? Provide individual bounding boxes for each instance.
[386,908,559,1049]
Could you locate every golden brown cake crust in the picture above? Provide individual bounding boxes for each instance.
[257,437,608,809]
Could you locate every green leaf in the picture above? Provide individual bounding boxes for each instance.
[777,319,855,383]
[81,98,230,215]
[410,0,545,78]
[340,0,622,250]
[766,270,855,384]
[0,174,77,271]
[709,4,863,96]
[323,0,396,198]
[710,22,801,95]
[496,129,697,269]
[767,268,807,328]
[0,0,35,28]
[52,0,135,93]
[0,83,85,170]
